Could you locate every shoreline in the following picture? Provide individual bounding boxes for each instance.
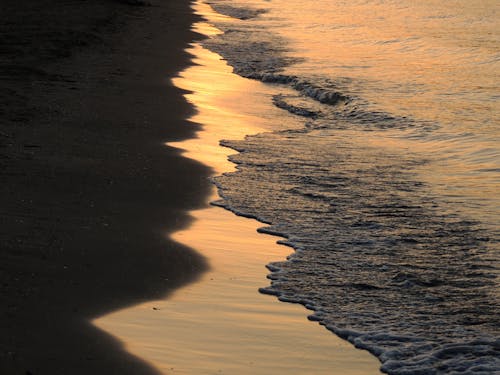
[1,1,211,373]
[95,7,383,372]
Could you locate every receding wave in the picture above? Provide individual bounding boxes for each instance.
[202,15,437,133]
[206,1,267,20]
[202,1,500,373]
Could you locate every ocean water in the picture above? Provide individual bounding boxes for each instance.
[200,0,500,373]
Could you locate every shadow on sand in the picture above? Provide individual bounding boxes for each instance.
[0,0,210,373]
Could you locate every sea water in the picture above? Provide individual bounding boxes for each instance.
[201,0,500,373]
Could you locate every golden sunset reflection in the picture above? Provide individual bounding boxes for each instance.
[94,11,382,373]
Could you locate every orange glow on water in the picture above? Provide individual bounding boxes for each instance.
[94,5,382,373]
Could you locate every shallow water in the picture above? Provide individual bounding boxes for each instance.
[201,0,500,373]
[94,13,381,373]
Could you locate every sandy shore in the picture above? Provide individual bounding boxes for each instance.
[2,0,383,373]
[95,7,383,373]
[1,1,210,373]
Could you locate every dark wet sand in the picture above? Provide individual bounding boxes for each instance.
[0,1,209,373]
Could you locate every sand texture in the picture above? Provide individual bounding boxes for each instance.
[0,1,209,373]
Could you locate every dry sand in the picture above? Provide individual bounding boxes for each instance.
[1,1,209,373]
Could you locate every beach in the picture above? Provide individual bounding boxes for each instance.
[1,1,209,373]
[94,15,382,371]
[1,0,380,373]
[2,0,498,373]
